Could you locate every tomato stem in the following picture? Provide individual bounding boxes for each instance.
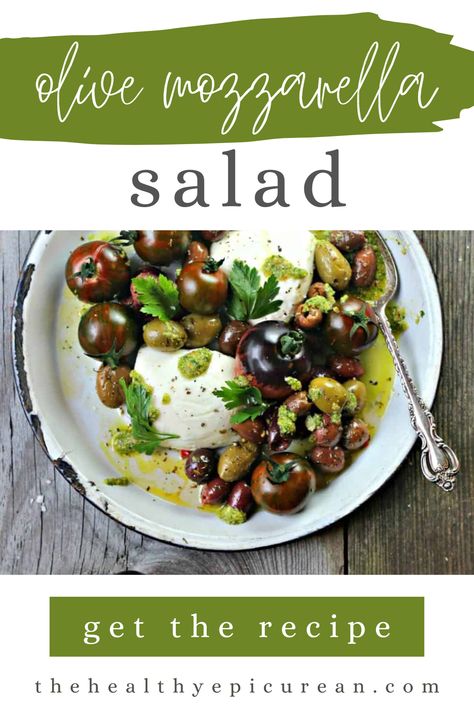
[202,257,224,273]
[278,329,305,358]
[261,453,296,484]
[112,230,138,247]
[84,341,125,368]
[73,257,96,281]
[347,309,371,339]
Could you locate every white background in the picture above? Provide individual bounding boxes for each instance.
[1,575,472,709]
[0,0,473,227]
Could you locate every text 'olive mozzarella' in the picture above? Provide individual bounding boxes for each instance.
[210,230,315,323]
[133,346,238,450]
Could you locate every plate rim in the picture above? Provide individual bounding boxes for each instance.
[11,230,444,552]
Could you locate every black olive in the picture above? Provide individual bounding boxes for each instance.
[184,448,216,483]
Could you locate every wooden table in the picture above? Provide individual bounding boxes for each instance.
[1,231,472,575]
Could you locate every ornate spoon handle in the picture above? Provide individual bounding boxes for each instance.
[376,311,460,492]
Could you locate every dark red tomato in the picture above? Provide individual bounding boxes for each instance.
[200,230,226,242]
[251,453,317,515]
[132,230,190,265]
[235,321,313,400]
[78,303,139,366]
[186,240,209,263]
[324,296,378,356]
[65,241,131,303]
[177,258,228,315]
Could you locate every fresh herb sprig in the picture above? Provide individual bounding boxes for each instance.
[131,274,179,321]
[227,260,282,321]
[213,378,270,424]
[120,377,178,454]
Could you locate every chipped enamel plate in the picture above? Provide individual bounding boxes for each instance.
[12,231,443,550]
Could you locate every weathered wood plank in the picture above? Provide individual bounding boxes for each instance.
[0,231,344,574]
[347,231,474,574]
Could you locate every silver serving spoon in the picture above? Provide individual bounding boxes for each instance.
[371,232,460,492]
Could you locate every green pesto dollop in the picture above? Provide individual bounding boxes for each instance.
[178,348,213,379]
[130,370,153,394]
[305,413,323,432]
[285,376,302,391]
[148,406,160,423]
[111,428,137,456]
[277,405,297,435]
[262,255,308,281]
[415,310,425,325]
[308,384,323,404]
[218,505,247,525]
[386,301,408,336]
[302,294,334,314]
[234,375,251,387]
[104,476,130,486]
[343,391,358,416]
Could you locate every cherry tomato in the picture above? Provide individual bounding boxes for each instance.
[251,453,317,515]
[120,230,190,265]
[236,321,313,399]
[65,241,130,303]
[177,257,228,315]
[186,240,209,263]
[324,296,378,356]
[78,302,139,366]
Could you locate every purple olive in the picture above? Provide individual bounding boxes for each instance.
[266,406,292,452]
[201,477,233,505]
[218,320,249,356]
[185,448,216,483]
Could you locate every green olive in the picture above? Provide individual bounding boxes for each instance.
[343,379,367,413]
[181,313,222,347]
[314,240,352,291]
[218,440,261,482]
[308,376,348,414]
[143,319,187,351]
[96,364,131,408]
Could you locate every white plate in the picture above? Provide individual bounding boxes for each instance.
[12,231,443,550]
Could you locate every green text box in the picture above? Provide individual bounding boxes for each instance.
[50,596,424,657]
[1,15,474,144]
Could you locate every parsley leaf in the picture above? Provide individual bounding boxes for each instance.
[213,378,270,424]
[227,260,282,321]
[252,273,281,319]
[131,274,179,321]
[120,377,179,454]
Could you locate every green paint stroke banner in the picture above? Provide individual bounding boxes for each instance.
[50,597,424,657]
[1,14,474,144]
